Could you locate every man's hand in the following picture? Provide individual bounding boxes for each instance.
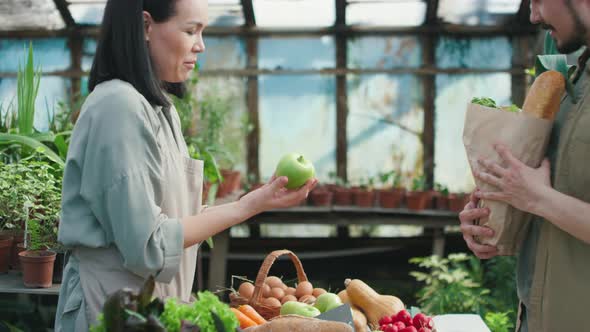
[459,189,499,259]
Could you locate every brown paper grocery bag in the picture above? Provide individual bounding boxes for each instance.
[463,103,553,255]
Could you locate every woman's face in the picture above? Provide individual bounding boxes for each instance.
[144,0,208,83]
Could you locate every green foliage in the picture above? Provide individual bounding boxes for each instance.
[0,42,70,166]
[0,158,62,250]
[434,183,449,196]
[484,311,514,332]
[160,292,238,332]
[536,31,577,102]
[471,97,498,108]
[411,174,426,191]
[378,170,402,189]
[410,253,518,326]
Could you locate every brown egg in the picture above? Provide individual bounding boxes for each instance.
[265,276,283,288]
[271,287,285,300]
[262,297,281,307]
[279,282,288,290]
[281,295,297,304]
[295,281,313,298]
[298,294,316,305]
[262,283,272,298]
[285,287,297,296]
[312,288,327,297]
[238,282,255,299]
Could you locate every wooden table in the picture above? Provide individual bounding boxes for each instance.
[207,205,459,291]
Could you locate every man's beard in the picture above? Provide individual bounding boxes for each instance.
[561,0,587,53]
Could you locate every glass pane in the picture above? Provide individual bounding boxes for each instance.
[347,74,423,187]
[0,77,70,132]
[0,1,64,30]
[348,36,421,69]
[434,73,512,193]
[82,38,97,72]
[193,76,248,173]
[259,37,335,70]
[198,37,246,70]
[253,0,335,27]
[69,4,105,25]
[0,39,71,72]
[347,1,426,26]
[436,37,512,69]
[209,3,244,26]
[438,0,521,25]
[259,75,336,181]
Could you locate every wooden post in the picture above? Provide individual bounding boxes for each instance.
[421,35,436,189]
[246,36,260,183]
[68,34,83,104]
[511,36,529,107]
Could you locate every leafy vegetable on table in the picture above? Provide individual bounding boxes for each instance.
[90,276,239,332]
[471,97,521,113]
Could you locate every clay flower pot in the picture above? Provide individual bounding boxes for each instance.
[19,250,56,288]
[406,191,430,210]
[378,188,405,208]
[448,193,469,212]
[354,190,375,208]
[217,169,242,198]
[333,188,354,206]
[0,235,14,273]
[309,189,333,207]
[433,192,450,210]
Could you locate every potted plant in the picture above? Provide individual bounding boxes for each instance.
[0,228,13,273]
[433,183,450,210]
[309,185,334,207]
[19,217,57,288]
[449,192,470,212]
[331,175,354,206]
[354,176,376,208]
[377,171,405,209]
[406,175,429,210]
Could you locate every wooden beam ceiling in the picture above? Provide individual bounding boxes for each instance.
[240,0,256,27]
[53,0,76,28]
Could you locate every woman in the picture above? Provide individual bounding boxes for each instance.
[54,0,316,330]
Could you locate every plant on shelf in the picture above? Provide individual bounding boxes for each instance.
[0,42,66,167]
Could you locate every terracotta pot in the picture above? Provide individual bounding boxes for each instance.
[378,188,405,208]
[310,189,333,207]
[19,250,56,288]
[448,193,468,212]
[217,169,242,198]
[354,190,375,208]
[433,192,450,210]
[0,235,13,273]
[406,191,429,210]
[13,242,26,271]
[333,188,353,206]
[10,230,25,270]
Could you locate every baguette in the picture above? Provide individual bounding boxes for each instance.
[522,70,566,120]
[243,315,353,332]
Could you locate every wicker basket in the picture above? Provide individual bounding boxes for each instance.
[230,249,308,320]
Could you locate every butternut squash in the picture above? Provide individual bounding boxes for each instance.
[351,305,368,332]
[344,278,404,329]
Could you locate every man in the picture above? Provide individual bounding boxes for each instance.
[459,1,590,331]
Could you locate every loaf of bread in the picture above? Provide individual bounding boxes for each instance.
[522,70,566,120]
[244,315,353,332]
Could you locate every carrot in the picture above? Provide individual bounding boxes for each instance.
[238,304,267,325]
[231,307,258,328]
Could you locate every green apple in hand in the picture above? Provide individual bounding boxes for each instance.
[314,292,343,313]
[275,153,315,189]
[280,301,321,317]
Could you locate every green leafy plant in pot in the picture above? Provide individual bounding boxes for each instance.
[433,183,450,210]
[354,176,376,208]
[377,170,405,209]
[406,174,429,210]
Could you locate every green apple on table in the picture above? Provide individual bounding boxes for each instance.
[314,292,343,313]
[280,301,321,317]
[275,153,315,189]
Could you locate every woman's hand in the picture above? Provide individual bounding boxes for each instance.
[238,175,318,215]
[459,189,498,259]
[474,144,552,214]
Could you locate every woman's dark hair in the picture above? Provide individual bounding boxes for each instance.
[89,0,185,106]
